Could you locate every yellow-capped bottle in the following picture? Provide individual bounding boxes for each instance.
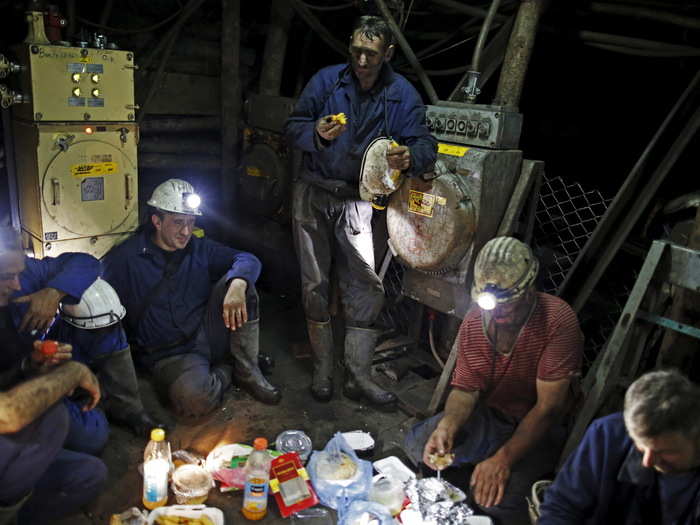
[242,437,272,520]
[142,428,171,510]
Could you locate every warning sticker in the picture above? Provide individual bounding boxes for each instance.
[408,190,436,218]
[71,162,118,177]
[438,143,469,157]
[245,166,266,177]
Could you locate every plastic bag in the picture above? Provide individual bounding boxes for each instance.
[338,500,394,525]
[308,432,373,517]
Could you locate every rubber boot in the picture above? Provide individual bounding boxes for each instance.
[307,319,334,402]
[231,320,281,405]
[343,326,397,410]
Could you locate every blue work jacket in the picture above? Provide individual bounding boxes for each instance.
[50,319,128,364]
[539,413,700,525]
[10,253,100,341]
[285,63,437,197]
[102,230,261,360]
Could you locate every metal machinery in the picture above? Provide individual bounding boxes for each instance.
[241,93,297,221]
[1,10,138,258]
[386,102,525,318]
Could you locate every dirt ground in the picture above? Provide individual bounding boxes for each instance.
[53,293,438,525]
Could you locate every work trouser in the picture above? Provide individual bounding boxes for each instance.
[152,276,259,417]
[404,403,565,525]
[62,399,110,456]
[0,403,108,525]
[292,180,385,326]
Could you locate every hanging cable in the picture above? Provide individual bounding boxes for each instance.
[77,7,185,35]
[299,1,354,12]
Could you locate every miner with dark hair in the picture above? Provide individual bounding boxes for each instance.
[285,15,437,409]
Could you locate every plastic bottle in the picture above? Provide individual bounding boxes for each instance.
[142,428,171,510]
[242,437,272,520]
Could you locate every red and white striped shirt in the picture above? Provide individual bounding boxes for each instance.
[451,292,583,420]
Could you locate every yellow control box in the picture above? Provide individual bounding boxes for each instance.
[11,44,136,122]
[12,121,139,258]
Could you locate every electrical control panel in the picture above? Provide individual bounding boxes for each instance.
[10,44,136,122]
[12,121,138,259]
[425,101,522,150]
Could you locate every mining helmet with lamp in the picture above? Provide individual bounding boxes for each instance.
[471,236,539,310]
[359,137,405,210]
[147,178,203,216]
[60,278,126,330]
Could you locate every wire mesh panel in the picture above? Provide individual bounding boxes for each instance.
[532,175,612,294]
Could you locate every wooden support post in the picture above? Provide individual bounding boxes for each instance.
[259,0,293,97]
[221,0,241,231]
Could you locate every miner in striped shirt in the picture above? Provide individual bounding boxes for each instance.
[405,237,583,525]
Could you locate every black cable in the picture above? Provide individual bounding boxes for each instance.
[77,7,184,35]
[299,0,354,11]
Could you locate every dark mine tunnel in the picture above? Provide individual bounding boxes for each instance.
[0,0,699,524]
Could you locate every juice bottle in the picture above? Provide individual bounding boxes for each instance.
[242,437,272,520]
[142,428,171,510]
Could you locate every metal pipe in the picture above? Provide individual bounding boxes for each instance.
[463,0,502,102]
[259,0,294,96]
[472,0,502,72]
[589,2,700,31]
[375,0,439,105]
[1,109,21,229]
[493,0,546,109]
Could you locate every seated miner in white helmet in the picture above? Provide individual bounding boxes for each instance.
[404,236,583,525]
[50,278,159,438]
[103,178,280,419]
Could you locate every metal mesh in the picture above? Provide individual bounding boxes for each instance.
[531,174,640,370]
[532,175,612,294]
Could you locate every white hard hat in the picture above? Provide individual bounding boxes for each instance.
[471,236,539,310]
[359,137,405,210]
[147,178,203,216]
[60,278,126,329]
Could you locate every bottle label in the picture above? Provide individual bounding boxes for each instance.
[243,477,269,512]
[144,459,169,502]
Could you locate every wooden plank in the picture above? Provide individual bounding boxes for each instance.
[145,72,221,115]
[221,0,241,232]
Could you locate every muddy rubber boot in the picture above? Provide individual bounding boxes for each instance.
[307,319,334,402]
[343,326,397,410]
[231,320,281,405]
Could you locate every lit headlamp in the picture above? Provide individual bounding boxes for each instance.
[475,283,512,311]
[183,192,201,210]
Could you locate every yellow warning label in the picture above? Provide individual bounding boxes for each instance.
[246,166,265,177]
[408,190,436,218]
[436,196,447,205]
[79,56,92,64]
[438,143,469,157]
[70,162,118,177]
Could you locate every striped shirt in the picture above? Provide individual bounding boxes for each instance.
[451,292,583,420]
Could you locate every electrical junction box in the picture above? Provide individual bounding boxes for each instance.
[12,121,138,259]
[387,144,522,318]
[10,44,136,122]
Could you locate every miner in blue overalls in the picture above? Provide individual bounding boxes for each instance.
[0,227,107,524]
[103,178,280,419]
[285,15,437,409]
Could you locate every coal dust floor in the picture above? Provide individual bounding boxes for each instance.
[54,293,440,524]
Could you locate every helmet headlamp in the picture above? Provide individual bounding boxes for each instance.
[183,192,201,210]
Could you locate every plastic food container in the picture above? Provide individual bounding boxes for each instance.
[275,430,313,462]
[147,504,223,525]
[171,465,213,505]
